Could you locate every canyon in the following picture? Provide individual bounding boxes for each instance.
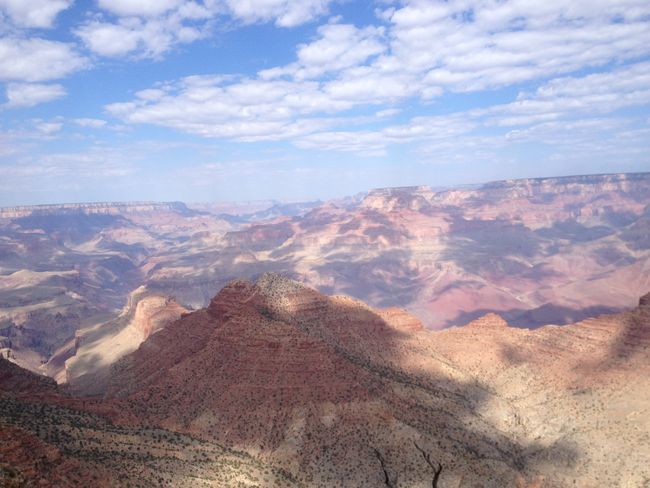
[1,172,648,381]
[1,172,649,486]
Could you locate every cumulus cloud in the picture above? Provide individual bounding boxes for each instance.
[76,13,205,58]
[297,61,650,154]
[0,37,86,82]
[295,114,475,155]
[224,0,334,27]
[33,120,63,135]
[106,58,650,154]
[3,82,66,108]
[76,21,142,58]
[101,0,650,159]
[106,75,353,140]
[261,23,385,80]
[96,0,186,18]
[0,0,72,28]
[76,0,337,59]
[380,0,650,94]
[486,61,650,126]
[76,0,219,59]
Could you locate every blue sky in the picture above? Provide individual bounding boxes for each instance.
[1,0,649,205]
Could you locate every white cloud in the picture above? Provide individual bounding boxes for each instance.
[135,88,167,101]
[0,0,72,28]
[261,23,385,80]
[295,60,650,154]
[486,61,650,126]
[0,37,86,82]
[0,149,136,190]
[73,118,107,128]
[3,82,66,108]
[76,0,214,59]
[106,58,650,154]
[75,21,142,57]
[106,75,353,140]
[77,0,336,60]
[382,0,650,94]
[76,14,204,58]
[34,120,63,135]
[296,114,474,154]
[376,108,400,118]
[224,0,334,27]
[97,0,186,18]
[102,1,650,158]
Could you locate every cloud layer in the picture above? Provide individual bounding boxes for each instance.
[105,1,650,156]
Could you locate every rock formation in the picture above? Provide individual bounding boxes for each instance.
[99,274,650,487]
[61,286,188,395]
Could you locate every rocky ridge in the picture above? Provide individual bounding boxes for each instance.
[100,274,650,487]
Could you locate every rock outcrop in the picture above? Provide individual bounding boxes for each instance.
[62,287,187,395]
[0,356,57,396]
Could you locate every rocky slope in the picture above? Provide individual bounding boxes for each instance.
[0,356,300,487]
[53,286,188,394]
[0,394,296,488]
[100,274,650,487]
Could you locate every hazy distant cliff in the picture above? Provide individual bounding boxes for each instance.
[363,172,650,211]
[0,201,196,219]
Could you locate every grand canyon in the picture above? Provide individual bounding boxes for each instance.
[4,1,650,485]
[1,172,649,487]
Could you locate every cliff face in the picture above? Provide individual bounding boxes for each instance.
[0,201,195,219]
[209,172,650,330]
[360,185,436,211]
[61,287,188,395]
[362,172,650,224]
[102,274,650,487]
[1,275,649,486]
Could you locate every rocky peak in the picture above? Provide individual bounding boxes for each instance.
[255,272,309,298]
[639,292,650,310]
[207,273,316,322]
[207,279,258,320]
[466,312,509,328]
[360,186,434,211]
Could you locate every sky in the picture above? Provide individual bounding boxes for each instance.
[1,0,649,206]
